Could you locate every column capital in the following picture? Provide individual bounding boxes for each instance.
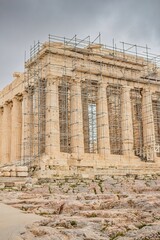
[22,90,28,96]
[47,77,60,87]
[142,88,152,94]
[143,88,150,93]
[22,91,30,102]
[98,81,108,88]
[4,100,13,108]
[152,92,160,101]
[70,77,82,85]
[0,107,3,113]
[72,77,79,83]
[12,94,23,102]
[46,73,59,80]
[23,85,34,95]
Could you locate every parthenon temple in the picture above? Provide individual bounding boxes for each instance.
[0,35,160,178]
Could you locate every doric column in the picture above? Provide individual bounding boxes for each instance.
[21,90,33,161]
[121,86,134,155]
[1,102,12,163]
[97,83,110,156]
[11,95,22,162]
[142,89,156,161]
[0,107,3,164]
[33,85,40,158]
[70,79,84,154]
[45,77,60,156]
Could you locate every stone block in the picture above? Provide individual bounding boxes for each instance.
[1,167,11,172]
[1,166,16,173]
[16,172,28,177]
[3,171,11,177]
[16,166,28,172]
[0,183,5,189]
[4,182,15,187]
[10,171,17,177]
[25,183,33,189]
[81,173,89,178]
[14,182,25,190]
[10,166,16,172]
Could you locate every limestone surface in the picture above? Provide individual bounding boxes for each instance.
[0,175,160,240]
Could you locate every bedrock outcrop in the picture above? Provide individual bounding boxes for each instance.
[0,175,160,240]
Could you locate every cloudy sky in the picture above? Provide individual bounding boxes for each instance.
[0,0,160,89]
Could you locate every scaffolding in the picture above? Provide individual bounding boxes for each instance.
[22,34,160,169]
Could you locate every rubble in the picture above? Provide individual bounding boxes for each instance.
[0,175,159,239]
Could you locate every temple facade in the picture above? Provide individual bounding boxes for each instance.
[0,36,160,178]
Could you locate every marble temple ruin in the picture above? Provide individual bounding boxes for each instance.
[0,35,160,178]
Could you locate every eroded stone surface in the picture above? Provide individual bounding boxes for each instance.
[0,175,160,240]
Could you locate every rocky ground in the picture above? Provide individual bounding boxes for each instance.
[0,175,160,240]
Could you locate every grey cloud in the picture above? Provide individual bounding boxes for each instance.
[0,0,160,89]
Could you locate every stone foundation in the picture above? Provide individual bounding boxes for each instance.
[0,165,28,177]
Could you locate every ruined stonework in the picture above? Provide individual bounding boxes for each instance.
[0,35,160,178]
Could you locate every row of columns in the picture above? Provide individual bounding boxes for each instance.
[44,79,156,160]
[0,79,157,165]
[0,96,22,164]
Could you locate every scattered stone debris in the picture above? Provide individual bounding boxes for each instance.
[0,175,160,240]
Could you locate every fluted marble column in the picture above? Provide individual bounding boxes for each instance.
[21,90,33,161]
[97,83,110,156]
[33,86,40,158]
[2,102,12,163]
[142,89,156,161]
[45,77,60,156]
[121,86,134,155]
[70,79,84,154]
[11,95,22,162]
[0,107,3,163]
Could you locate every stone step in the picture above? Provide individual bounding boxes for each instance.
[0,177,29,183]
[0,177,30,189]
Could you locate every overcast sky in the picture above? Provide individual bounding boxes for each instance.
[0,0,160,89]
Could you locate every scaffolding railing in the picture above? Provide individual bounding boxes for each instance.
[21,34,160,169]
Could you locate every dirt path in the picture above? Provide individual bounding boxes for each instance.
[0,203,45,240]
